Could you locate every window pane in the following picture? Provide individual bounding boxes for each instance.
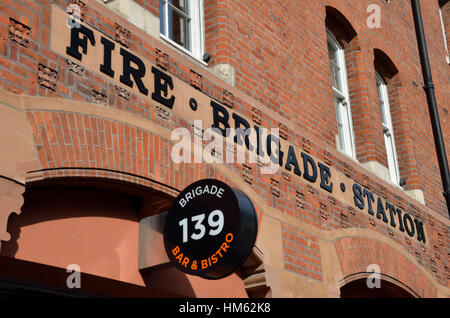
[379,100,387,125]
[328,41,337,64]
[376,77,388,126]
[160,0,166,36]
[439,8,449,56]
[160,0,203,59]
[327,39,342,92]
[376,72,400,185]
[337,125,345,151]
[170,0,189,15]
[334,96,343,124]
[334,96,345,151]
[328,30,354,157]
[330,61,341,91]
[384,133,399,184]
[376,82,382,99]
[168,5,191,50]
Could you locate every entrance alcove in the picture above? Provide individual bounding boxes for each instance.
[340,276,417,298]
[0,173,257,297]
[0,176,170,287]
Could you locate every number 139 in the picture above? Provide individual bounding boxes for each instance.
[178,210,224,243]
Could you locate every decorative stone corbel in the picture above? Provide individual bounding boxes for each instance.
[115,23,130,48]
[37,63,58,91]
[238,245,271,298]
[9,18,30,48]
[0,177,24,251]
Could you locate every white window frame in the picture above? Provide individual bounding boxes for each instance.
[327,29,356,159]
[160,0,205,62]
[439,5,450,64]
[376,72,401,186]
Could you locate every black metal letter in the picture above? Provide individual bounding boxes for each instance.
[151,66,175,108]
[376,197,389,223]
[285,146,301,176]
[210,100,230,137]
[301,152,317,183]
[318,162,333,193]
[66,21,95,61]
[403,213,415,238]
[232,113,253,151]
[396,208,405,232]
[353,183,364,210]
[414,218,426,243]
[385,202,397,228]
[100,36,115,78]
[266,134,284,167]
[363,188,375,216]
[120,48,148,95]
[254,126,264,157]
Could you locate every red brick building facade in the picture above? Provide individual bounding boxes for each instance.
[0,0,448,297]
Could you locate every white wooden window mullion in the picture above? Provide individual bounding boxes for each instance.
[327,29,356,159]
[376,72,400,186]
[439,6,450,63]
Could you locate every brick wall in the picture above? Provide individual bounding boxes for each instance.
[201,0,450,215]
[0,0,448,294]
[334,237,438,297]
[282,223,322,281]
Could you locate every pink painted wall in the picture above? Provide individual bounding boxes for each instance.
[1,185,248,297]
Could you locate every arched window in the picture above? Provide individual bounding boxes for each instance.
[327,29,356,158]
[375,71,400,185]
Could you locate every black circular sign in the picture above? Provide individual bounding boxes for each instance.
[164,179,258,280]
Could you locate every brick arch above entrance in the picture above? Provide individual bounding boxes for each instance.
[333,236,437,297]
[340,275,417,298]
[0,91,266,245]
